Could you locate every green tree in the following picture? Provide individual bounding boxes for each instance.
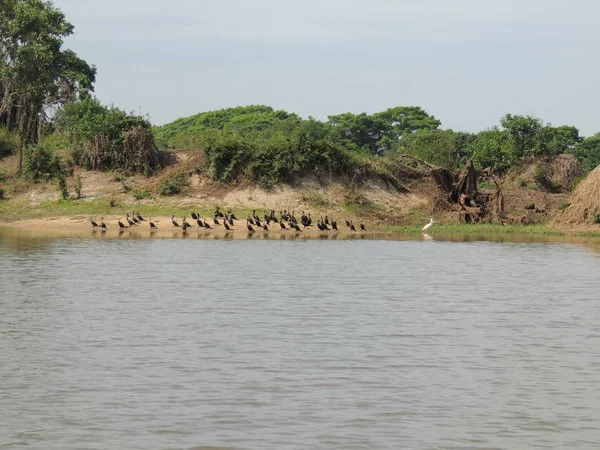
[572,133,600,172]
[0,0,96,169]
[468,128,513,172]
[373,106,441,139]
[327,106,440,155]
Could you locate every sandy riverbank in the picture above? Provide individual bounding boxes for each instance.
[0,215,375,240]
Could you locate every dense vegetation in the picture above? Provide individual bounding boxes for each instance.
[1,0,600,191]
[152,105,599,188]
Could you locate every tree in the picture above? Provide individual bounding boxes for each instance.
[327,112,388,154]
[572,133,600,172]
[327,106,441,155]
[0,0,96,169]
[500,114,544,159]
[373,106,441,139]
[468,128,513,172]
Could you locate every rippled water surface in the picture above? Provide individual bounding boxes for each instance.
[2,231,600,449]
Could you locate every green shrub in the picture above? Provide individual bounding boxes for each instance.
[0,188,4,199]
[58,176,69,200]
[54,98,161,174]
[594,214,600,224]
[159,172,189,196]
[0,128,18,157]
[74,174,83,199]
[132,188,153,200]
[22,144,64,181]
[533,166,557,192]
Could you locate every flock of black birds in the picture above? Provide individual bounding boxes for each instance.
[90,209,367,233]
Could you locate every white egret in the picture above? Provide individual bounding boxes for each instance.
[422,218,434,231]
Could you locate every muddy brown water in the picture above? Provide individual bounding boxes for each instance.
[1,229,600,449]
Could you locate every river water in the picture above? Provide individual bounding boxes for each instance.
[1,230,600,449]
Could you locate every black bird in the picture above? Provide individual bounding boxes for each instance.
[350,221,356,232]
[247,217,255,225]
[131,211,139,224]
[136,211,145,221]
[100,217,107,231]
[228,216,234,226]
[360,223,366,231]
[118,220,126,229]
[183,217,192,228]
[182,221,191,232]
[293,223,302,232]
[255,218,262,228]
[229,211,238,220]
[280,221,287,230]
[262,223,269,231]
[191,212,198,220]
[203,220,212,229]
[171,215,180,227]
[246,219,255,232]
[345,219,351,228]
[223,221,231,231]
[332,219,338,231]
[213,217,220,225]
[126,214,136,226]
[90,217,99,228]
[196,218,204,227]
[324,215,330,225]
[149,219,157,229]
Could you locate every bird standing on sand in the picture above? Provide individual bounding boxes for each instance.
[100,217,107,231]
[171,215,180,227]
[422,218,434,231]
[90,217,98,228]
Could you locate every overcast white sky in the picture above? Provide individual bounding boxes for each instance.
[54,0,599,135]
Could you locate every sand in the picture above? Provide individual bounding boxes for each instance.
[0,215,373,240]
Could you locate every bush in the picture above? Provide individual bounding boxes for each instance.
[159,172,189,196]
[0,127,18,157]
[58,176,69,200]
[132,188,153,200]
[0,188,4,199]
[54,98,161,174]
[22,144,64,181]
[74,174,83,199]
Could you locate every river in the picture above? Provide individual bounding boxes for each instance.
[1,230,599,449]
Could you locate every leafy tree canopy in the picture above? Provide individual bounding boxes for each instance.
[0,0,95,167]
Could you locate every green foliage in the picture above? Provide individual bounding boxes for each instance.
[0,127,18,157]
[571,133,600,172]
[469,128,514,172]
[533,165,557,192]
[53,98,159,174]
[158,172,189,196]
[0,0,96,152]
[41,132,70,151]
[327,106,441,154]
[396,129,461,170]
[132,188,153,200]
[153,105,298,148]
[74,174,82,199]
[594,214,600,224]
[58,176,68,200]
[22,143,64,181]
[0,187,4,199]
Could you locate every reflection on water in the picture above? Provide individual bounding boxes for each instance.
[1,230,600,449]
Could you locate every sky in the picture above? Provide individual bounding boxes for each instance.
[54,0,600,135]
